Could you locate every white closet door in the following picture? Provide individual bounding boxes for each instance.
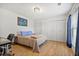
[47,21,56,40]
[56,21,66,42]
[42,21,56,40]
[42,20,66,42]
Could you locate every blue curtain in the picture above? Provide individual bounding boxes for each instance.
[67,15,72,48]
[75,10,79,56]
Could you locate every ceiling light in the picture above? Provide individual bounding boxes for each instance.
[33,7,40,13]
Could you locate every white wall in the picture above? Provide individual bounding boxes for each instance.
[0,7,69,42]
[30,14,66,42]
[0,8,34,38]
[41,15,66,42]
[33,19,42,35]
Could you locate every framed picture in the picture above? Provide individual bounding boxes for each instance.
[17,17,27,26]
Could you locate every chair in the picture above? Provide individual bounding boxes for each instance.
[7,34,15,43]
[6,34,15,56]
[0,34,15,56]
[0,47,4,56]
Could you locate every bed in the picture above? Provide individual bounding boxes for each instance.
[16,35,47,52]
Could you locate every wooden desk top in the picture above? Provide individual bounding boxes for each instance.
[0,38,11,46]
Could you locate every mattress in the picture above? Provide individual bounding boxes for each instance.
[16,35,47,52]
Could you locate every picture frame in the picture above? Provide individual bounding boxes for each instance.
[17,17,27,26]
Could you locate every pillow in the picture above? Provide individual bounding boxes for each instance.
[31,35,38,39]
[20,31,32,36]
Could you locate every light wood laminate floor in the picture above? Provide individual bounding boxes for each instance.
[12,40,74,56]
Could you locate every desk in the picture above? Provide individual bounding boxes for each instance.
[0,38,11,46]
[0,38,11,55]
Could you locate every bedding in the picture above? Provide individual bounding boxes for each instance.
[16,35,47,52]
[20,31,32,36]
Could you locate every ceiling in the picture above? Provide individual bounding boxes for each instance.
[0,3,73,20]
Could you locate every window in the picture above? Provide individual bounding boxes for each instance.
[71,10,78,52]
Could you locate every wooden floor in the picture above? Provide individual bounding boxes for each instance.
[12,40,74,56]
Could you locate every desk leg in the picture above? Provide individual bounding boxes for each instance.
[3,45,6,55]
[3,45,8,56]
